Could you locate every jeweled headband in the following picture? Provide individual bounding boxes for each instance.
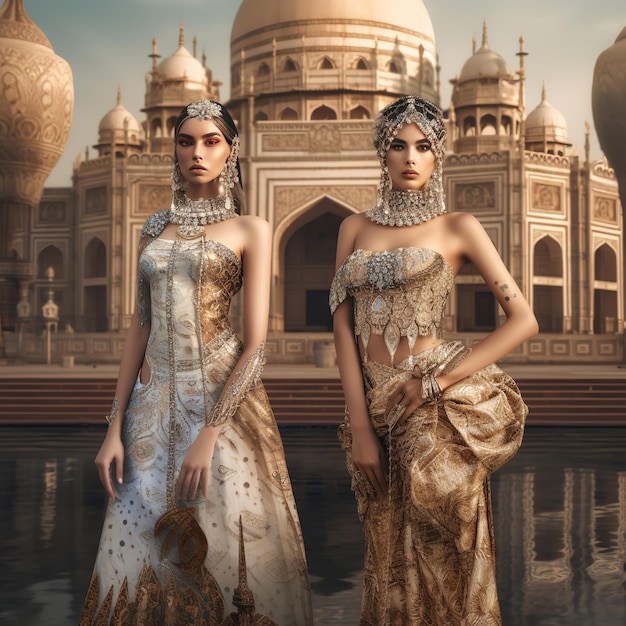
[175,99,227,138]
[372,96,446,163]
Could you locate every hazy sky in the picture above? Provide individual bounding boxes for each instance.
[22,0,626,186]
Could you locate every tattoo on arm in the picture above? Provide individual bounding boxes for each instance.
[494,280,518,302]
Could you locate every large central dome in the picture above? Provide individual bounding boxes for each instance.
[232,0,434,42]
[229,0,439,113]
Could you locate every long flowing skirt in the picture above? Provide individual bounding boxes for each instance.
[81,334,312,625]
[339,341,527,625]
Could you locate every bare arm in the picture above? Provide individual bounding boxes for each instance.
[437,214,538,388]
[390,213,538,419]
[333,217,388,496]
[95,311,150,499]
[176,217,272,500]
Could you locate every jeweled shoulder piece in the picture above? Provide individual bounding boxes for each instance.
[142,209,171,238]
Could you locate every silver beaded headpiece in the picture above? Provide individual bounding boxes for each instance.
[185,99,222,122]
[372,96,446,162]
[369,96,447,226]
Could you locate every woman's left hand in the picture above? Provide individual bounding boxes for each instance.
[386,377,425,426]
[176,426,220,501]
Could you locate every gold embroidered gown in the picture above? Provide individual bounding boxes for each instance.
[81,228,312,625]
[330,247,527,625]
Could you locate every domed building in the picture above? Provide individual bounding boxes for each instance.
[524,84,570,155]
[445,24,622,356]
[5,0,624,366]
[94,87,144,157]
[143,22,221,153]
[450,22,521,153]
[225,0,441,337]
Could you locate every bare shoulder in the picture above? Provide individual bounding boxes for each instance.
[338,211,369,238]
[443,211,483,234]
[443,212,490,248]
[234,214,270,239]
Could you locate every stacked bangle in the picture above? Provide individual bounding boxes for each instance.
[105,398,120,425]
[421,373,442,404]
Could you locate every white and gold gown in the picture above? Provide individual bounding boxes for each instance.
[81,213,312,625]
[330,246,527,625]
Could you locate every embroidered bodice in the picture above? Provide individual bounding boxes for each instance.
[329,247,454,362]
[138,237,242,355]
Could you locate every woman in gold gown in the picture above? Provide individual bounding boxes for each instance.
[81,100,312,625]
[330,96,538,625]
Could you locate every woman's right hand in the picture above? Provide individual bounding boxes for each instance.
[351,425,388,497]
[95,431,125,501]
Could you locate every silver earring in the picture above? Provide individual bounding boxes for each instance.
[171,159,187,193]
[218,137,240,210]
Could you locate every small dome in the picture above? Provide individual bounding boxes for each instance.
[459,22,511,82]
[97,88,143,147]
[156,23,206,84]
[98,89,141,134]
[526,84,570,144]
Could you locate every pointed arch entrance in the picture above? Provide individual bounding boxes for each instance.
[279,198,350,331]
[593,243,618,333]
[532,236,564,332]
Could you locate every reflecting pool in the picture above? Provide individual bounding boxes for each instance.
[0,425,625,625]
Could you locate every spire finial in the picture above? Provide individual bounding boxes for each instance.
[117,85,122,105]
[472,33,477,55]
[149,38,160,71]
[230,516,256,617]
[179,20,184,47]
[482,20,489,48]
[541,80,546,102]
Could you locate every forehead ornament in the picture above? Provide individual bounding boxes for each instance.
[185,100,222,122]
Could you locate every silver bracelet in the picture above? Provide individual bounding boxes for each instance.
[421,373,442,404]
[105,397,120,425]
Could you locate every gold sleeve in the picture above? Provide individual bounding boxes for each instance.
[205,343,266,427]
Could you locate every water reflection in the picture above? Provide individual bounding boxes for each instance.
[0,426,624,625]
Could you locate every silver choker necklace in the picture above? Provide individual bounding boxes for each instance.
[169,195,236,239]
[366,188,446,227]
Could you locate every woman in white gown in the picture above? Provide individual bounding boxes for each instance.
[80,99,313,625]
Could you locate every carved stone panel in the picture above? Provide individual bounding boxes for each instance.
[531,183,561,213]
[138,185,171,215]
[84,187,107,216]
[274,185,376,225]
[263,133,309,151]
[38,201,67,224]
[261,124,371,153]
[593,195,618,224]
[454,182,495,211]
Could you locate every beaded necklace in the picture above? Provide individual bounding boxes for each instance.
[365,188,446,227]
[169,194,236,239]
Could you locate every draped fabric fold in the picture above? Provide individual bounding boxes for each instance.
[339,341,527,625]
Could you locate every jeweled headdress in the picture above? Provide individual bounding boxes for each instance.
[372,95,446,162]
[367,96,447,226]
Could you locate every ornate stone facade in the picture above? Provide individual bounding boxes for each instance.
[3,2,624,364]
